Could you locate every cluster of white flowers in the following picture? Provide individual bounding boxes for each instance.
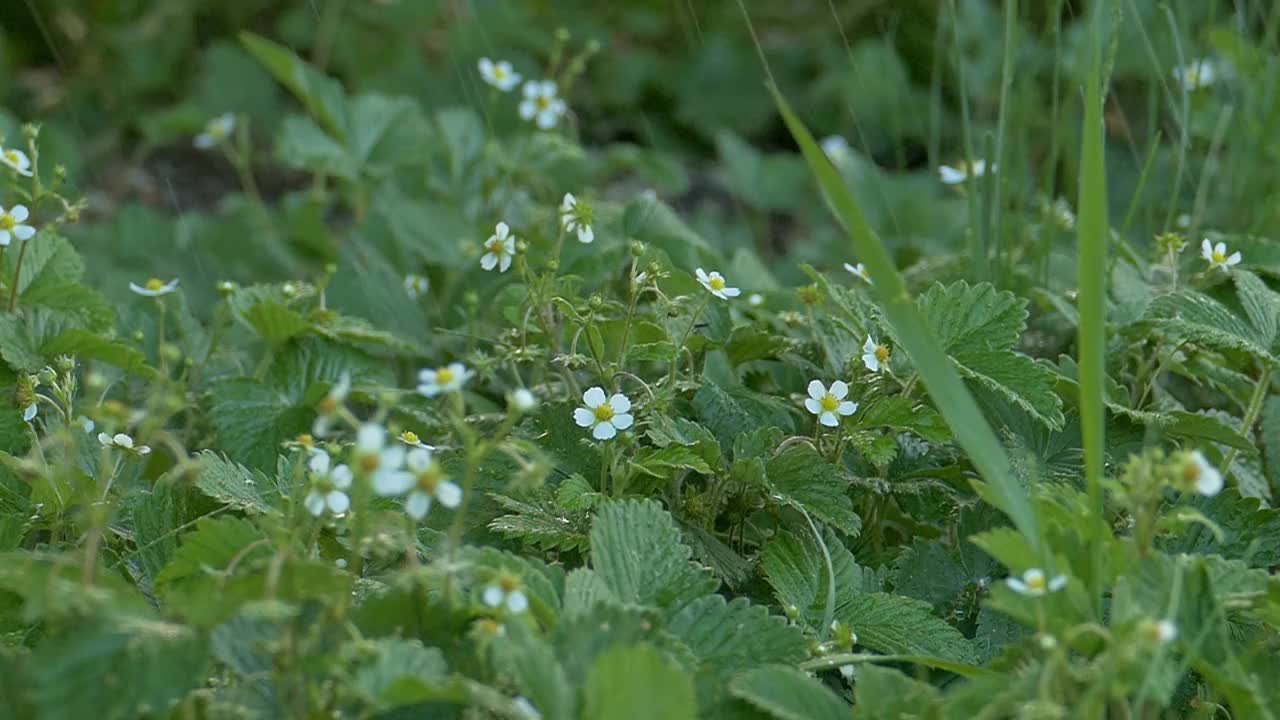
[478,57,568,130]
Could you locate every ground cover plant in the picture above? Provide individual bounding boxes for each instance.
[3,1,1280,717]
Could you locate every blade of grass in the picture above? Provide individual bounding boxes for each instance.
[1077,5,1110,620]
[947,0,984,282]
[989,0,1017,284]
[768,84,1044,559]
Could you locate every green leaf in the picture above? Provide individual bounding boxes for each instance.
[0,315,43,372]
[851,665,942,720]
[836,593,976,663]
[41,329,156,378]
[275,114,355,178]
[488,492,591,553]
[155,516,268,593]
[692,378,795,450]
[728,666,850,720]
[1162,488,1280,568]
[206,377,310,472]
[582,643,697,720]
[589,500,718,615]
[192,451,283,515]
[239,32,346,139]
[353,638,448,708]
[771,85,1042,559]
[917,281,1065,429]
[1143,273,1280,365]
[761,528,879,630]
[666,595,808,672]
[765,445,862,536]
[228,286,309,346]
[631,445,715,478]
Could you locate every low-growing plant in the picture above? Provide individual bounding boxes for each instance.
[2,3,1280,719]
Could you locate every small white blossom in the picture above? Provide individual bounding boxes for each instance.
[511,388,538,412]
[862,335,891,373]
[483,576,530,614]
[304,451,353,516]
[1201,238,1241,272]
[129,278,180,297]
[1173,59,1217,91]
[843,262,870,282]
[1182,450,1223,496]
[938,160,994,185]
[353,424,411,494]
[478,57,522,92]
[390,448,464,520]
[696,267,740,300]
[1,148,32,176]
[0,204,36,245]
[417,362,473,397]
[312,372,350,437]
[481,222,517,273]
[1145,619,1178,645]
[559,193,595,244]
[22,402,36,422]
[518,80,567,130]
[804,380,858,427]
[77,416,95,433]
[98,432,151,455]
[194,113,236,149]
[748,293,764,307]
[573,387,634,441]
[820,135,849,160]
[1005,568,1067,597]
[403,274,430,298]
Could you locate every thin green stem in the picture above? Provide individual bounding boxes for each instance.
[8,240,29,312]
[1220,367,1272,477]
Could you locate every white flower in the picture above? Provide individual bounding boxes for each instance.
[843,262,869,282]
[511,388,538,412]
[696,267,740,300]
[820,135,849,160]
[353,423,410,493]
[1201,238,1241,272]
[1175,213,1192,229]
[938,160,994,185]
[572,387,634,441]
[77,416,95,433]
[397,430,436,451]
[194,112,236,149]
[0,205,36,245]
[481,222,517,273]
[378,447,463,520]
[483,576,530,614]
[478,57,522,92]
[312,372,350,437]
[748,293,764,307]
[417,362,473,397]
[1173,59,1217,91]
[518,80,567,130]
[1182,450,1223,496]
[304,451,353,516]
[98,432,151,455]
[804,380,858,427]
[1145,619,1178,645]
[403,273,430,298]
[1,148,32,176]
[559,193,595,244]
[129,278,180,297]
[1005,568,1068,597]
[862,335,891,373]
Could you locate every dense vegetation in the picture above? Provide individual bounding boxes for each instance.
[3,1,1280,718]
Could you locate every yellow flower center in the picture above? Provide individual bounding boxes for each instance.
[1027,574,1046,592]
[145,278,165,291]
[875,345,891,363]
[402,431,420,444]
[416,463,444,493]
[1212,250,1226,264]
[485,237,505,255]
[296,433,314,448]
[708,276,726,291]
[319,395,339,415]
[437,367,455,385]
[494,66,507,80]
[593,403,615,423]
[4,151,20,164]
[536,96,551,111]
[820,394,840,412]
[359,453,381,473]
[499,574,521,593]
[0,213,13,230]
[1183,462,1201,483]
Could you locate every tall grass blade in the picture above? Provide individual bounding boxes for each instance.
[768,84,1043,558]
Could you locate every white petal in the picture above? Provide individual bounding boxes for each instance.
[863,353,880,373]
[804,398,823,415]
[573,408,597,427]
[331,465,353,489]
[838,401,858,416]
[0,230,9,246]
[1005,578,1028,594]
[193,134,215,149]
[481,253,498,270]
[406,448,433,472]
[522,81,539,98]
[357,424,385,451]
[722,287,740,297]
[593,422,617,440]
[536,110,557,129]
[1215,242,1227,256]
[326,490,350,514]
[696,268,709,282]
[540,80,557,96]
[609,394,631,414]
[382,445,406,470]
[436,481,463,508]
[495,221,509,239]
[305,491,326,516]
[1048,575,1068,592]
[373,469,414,496]
[22,403,36,422]
[807,380,827,400]
[308,451,331,475]
[418,368,437,383]
[10,205,28,222]
[499,254,512,272]
[583,386,607,408]
[561,193,576,211]
[577,225,594,244]
[1227,252,1242,265]
[507,591,529,613]
[518,100,537,120]
[417,383,441,397]
[478,57,494,75]
[938,165,965,184]
[114,433,134,448]
[610,413,634,430]
[483,585,504,607]
[405,491,432,519]
[819,411,839,427]
[1201,238,1213,258]
[829,381,849,400]
[136,445,151,455]
[98,432,113,447]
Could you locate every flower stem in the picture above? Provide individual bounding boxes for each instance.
[8,240,29,312]
[665,295,710,396]
[1221,365,1272,477]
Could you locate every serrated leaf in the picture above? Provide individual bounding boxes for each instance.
[353,638,448,707]
[0,315,43,372]
[631,445,715,478]
[765,445,862,536]
[42,329,156,378]
[729,666,850,720]
[761,528,879,630]
[582,643,697,720]
[666,595,808,672]
[155,516,268,592]
[856,395,949,443]
[692,379,795,450]
[1162,488,1280,568]
[562,568,617,618]
[1143,274,1279,364]
[192,451,282,515]
[488,492,591,553]
[239,32,346,139]
[836,593,976,663]
[206,377,310,472]
[852,665,942,720]
[589,500,718,615]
